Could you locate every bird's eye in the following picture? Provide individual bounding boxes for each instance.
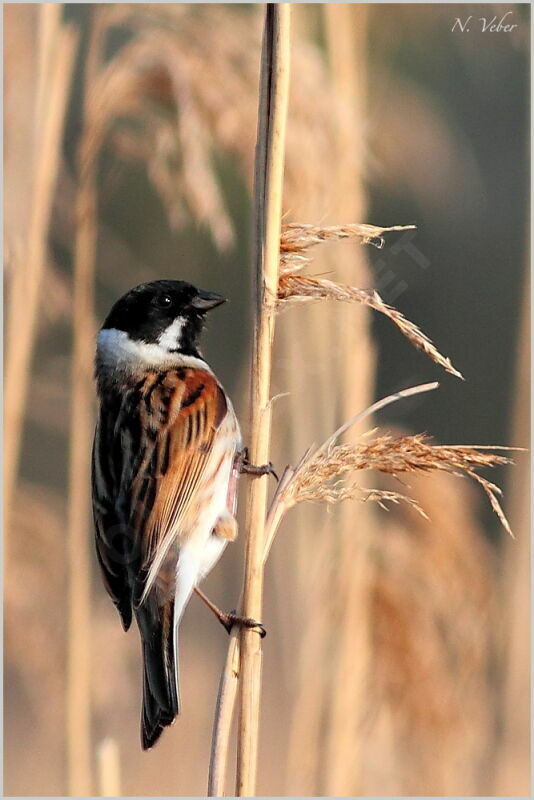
[154,294,173,309]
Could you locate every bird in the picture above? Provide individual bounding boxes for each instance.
[92,280,271,750]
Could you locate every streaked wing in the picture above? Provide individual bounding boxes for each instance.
[92,367,233,622]
[92,400,135,630]
[133,367,232,601]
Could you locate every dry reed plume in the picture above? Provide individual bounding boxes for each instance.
[278,223,464,379]
[72,4,360,252]
[279,222,416,265]
[279,432,516,536]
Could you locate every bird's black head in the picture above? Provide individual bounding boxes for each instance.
[100,280,226,359]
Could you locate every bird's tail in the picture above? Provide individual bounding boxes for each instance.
[139,600,179,750]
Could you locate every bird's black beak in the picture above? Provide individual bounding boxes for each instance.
[190,289,227,312]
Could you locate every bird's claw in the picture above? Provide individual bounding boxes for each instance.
[264,462,279,482]
[220,610,267,638]
[237,448,279,483]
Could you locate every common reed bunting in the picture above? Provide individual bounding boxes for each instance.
[92,280,272,749]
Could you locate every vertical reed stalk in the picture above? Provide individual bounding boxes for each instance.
[321,7,374,795]
[4,16,77,552]
[209,468,294,795]
[35,4,61,131]
[278,12,341,791]
[284,7,374,794]
[66,13,102,795]
[236,5,291,796]
[280,9,341,792]
[208,631,240,795]
[66,148,96,797]
[96,738,122,797]
[495,273,530,795]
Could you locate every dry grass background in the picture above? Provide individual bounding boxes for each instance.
[4,3,530,797]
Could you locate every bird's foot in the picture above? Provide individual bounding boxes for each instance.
[219,610,267,638]
[194,586,266,637]
[236,448,278,482]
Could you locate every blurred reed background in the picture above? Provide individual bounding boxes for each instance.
[4,3,530,796]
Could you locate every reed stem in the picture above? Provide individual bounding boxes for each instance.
[4,17,77,553]
[66,13,102,795]
[321,8,372,794]
[96,738,122,797]
[66,147,97,799]
[208,631,240,795]
[235,5,291,796]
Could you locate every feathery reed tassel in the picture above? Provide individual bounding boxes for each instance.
[277,221,464,380]
[279,222,416,267]
[277,433,517,535]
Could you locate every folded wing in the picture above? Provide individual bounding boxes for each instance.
[92,366,232,620]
